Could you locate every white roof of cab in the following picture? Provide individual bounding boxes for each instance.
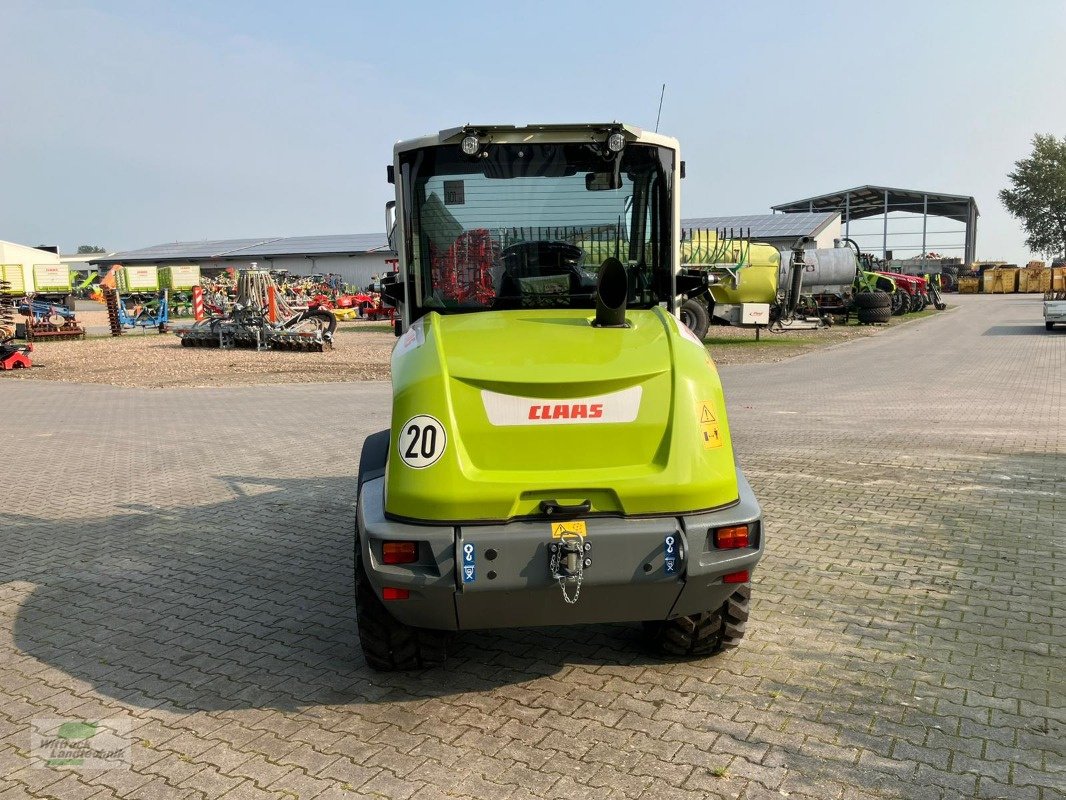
[394,122,679,154]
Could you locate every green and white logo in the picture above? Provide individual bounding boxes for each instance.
[31,718,132,769]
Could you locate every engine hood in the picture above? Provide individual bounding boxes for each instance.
[384,308,740,522]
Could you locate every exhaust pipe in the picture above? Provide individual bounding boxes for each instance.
[593,257,629,328]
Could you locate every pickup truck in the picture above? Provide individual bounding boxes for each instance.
[1045,291,1066,330]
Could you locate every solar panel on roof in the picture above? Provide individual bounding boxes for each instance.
[231,233,390,256]
[105,233,392,262]
[680,213,835,239]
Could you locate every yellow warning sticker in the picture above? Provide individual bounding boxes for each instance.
[697,400,723,449]
[697,400,717,425]
[700,423,724,449]
[551,520,587,538]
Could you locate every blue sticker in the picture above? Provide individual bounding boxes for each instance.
[461,542,476,583]
[664,534,679,575]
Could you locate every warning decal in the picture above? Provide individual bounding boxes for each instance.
[551,521,587,539]
[697,402,717,424]
[697,400,724,450]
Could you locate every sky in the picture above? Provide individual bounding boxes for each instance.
[3,0,1065,262]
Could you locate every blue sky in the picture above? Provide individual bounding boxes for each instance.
[3,0,1064,262]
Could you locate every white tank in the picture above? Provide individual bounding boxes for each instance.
[778,248,858,295]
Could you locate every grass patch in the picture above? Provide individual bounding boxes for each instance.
[703,336,818,347]
[335,323,393,334]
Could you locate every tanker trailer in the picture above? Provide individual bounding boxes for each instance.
[679,230,830,337]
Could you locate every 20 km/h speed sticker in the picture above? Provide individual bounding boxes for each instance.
[397,415,447,468]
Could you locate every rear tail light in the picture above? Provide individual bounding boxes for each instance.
[382,587,409,600]
[382,541,418,564]
[723,570,749,583]
[714,525,750,549]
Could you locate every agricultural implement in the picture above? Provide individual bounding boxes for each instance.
[17,298,86,340]
[678,229,829,339]
[176,271,337,351]
[1,337,32,370]
[103,287,170,335]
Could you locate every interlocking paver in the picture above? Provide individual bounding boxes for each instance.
[1,294,1062,799]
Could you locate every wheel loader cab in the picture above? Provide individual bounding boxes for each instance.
[387,127,676,327]
[356,124,764,670]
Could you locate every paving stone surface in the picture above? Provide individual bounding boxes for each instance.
[0,293,1061,800]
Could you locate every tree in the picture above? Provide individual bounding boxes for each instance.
[76,245,107,254]
[1000,134,1066,259]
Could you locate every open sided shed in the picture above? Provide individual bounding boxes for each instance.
[772,185,978,265]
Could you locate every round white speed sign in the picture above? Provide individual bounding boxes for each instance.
[397,415,447,468]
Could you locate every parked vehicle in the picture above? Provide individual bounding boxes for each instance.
[358,123,763,669]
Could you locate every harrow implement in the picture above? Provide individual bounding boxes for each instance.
[175,271,336,352]
[177,317,333,352]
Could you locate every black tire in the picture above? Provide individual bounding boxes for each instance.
[892,291,909,315]
[645,584,750,656]
[854,290,891,310]
[910,293,926,312]
[1048,322,1057,331]
[354,428,449,671]
[680,298,710,341]
[354,554,450,671]
[857,305,891,325]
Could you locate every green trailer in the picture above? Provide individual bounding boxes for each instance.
[32,263,73,294]
[116,265,160,293]
[160,265,201,291]
[0,264,32,296]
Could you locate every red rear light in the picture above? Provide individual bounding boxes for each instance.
[714,525,750,549]
[723,570,749,584]
[382,541,418,564]
[382,587,409,600]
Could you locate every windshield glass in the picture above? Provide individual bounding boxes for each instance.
[400,142,673,316]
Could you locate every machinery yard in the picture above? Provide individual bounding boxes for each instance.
[2,3,1064,798]
[0,292,1059,800]
[4,303,946,387]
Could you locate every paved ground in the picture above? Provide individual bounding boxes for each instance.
[0,293,1061,800]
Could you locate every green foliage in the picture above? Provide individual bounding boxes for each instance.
[76,245,107,254]
[1000,134,1066,258]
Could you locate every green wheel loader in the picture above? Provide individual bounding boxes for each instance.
[356,123,763,670]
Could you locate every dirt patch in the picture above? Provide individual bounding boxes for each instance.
[3,309,950,388]
[6,321,394,388]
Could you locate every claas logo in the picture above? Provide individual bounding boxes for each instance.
[528,403,604,420]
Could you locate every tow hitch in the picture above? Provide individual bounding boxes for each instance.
[548,532,592,605]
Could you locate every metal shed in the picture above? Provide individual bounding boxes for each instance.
[92,234,394,289]
[772,186,979,265]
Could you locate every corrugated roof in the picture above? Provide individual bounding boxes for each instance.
[681,212,838,239]
[772,185,978,223]
[96,233,391,264]
[229,233,390,256]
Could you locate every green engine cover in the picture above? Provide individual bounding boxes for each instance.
[384,307,741,523]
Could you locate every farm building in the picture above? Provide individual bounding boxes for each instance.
[679,213,842,252]
[92,234,395,290]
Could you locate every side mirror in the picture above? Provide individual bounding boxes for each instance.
[385,200,396,250]
[585,171,622,191]
[380,273,405,308]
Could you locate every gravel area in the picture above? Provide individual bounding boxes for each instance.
[4,308,949,388]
